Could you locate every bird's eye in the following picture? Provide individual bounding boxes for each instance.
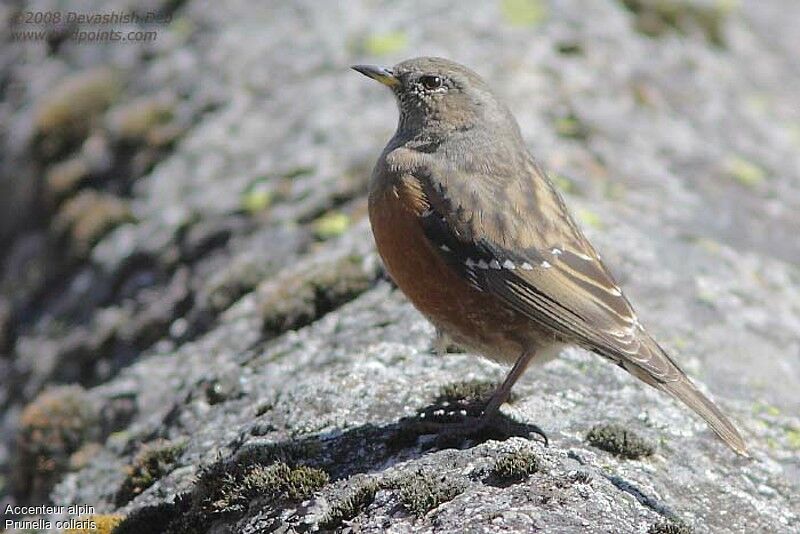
[420,75,443,90]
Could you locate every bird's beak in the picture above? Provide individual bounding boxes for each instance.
[351,64,399,87]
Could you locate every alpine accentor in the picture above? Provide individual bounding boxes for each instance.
[354,57,747,456]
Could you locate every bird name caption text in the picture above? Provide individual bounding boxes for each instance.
[4,503,97,530]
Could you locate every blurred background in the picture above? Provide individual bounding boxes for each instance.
[1,0,798,532]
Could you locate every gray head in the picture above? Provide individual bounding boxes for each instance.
[352,57,518,140]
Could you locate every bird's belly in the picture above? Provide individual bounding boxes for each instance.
[369,190,548,364]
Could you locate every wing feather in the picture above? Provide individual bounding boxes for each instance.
[414,160,682,383]
[385,146,747,454]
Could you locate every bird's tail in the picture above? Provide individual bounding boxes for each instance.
[658,376,749,457]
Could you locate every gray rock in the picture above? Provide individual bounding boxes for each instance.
[1,0,798,532]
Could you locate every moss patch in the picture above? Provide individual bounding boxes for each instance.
[241,182,273,215]
[554,113,591,141]
[786,427,800,450]
[196,460,329,516]
[116,439,187,505]
[313,211,351,240]
[52,190,135,257]
[319,479,379,530]
[556,41,584,55]
[185,445,329,529]
[241,462,329,501]
[491,449,541,484]
[501,0,548,27]
[577,207,603,229]
[106,95,175,144]
[586,424,655,459]
[551,173,578,195]
[13,385,99,504]
[394,469,465,516]
[34,67,119,158]
[620,0,732,46]
[260,254,376,335]
[46,156,91,200]
[363,31,408,56]
[724,155,767,188]
[64,514,125,534]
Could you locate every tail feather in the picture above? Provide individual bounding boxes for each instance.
[659,377,749,457]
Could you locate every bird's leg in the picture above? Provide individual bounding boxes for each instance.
[481,347,536,422]
[405,347,547,445]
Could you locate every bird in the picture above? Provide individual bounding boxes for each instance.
[352,57,748,457]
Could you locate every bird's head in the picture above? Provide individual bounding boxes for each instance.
[353,57,515,139]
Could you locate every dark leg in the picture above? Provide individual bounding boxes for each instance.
[482,348,537,421]
[405,347,547,445]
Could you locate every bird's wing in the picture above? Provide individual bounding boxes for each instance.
[409,156,682,383]
[393,150,747,455]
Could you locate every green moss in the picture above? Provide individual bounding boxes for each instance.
[785,427,800,450]
[52,190,135,257]
[35,68,119,158]
[260,254,375,335]
[577,208,603,229]
[556,41,584,55]
[283,166,316,179]
[64,514,125,534]
[313,211,351,240]
[395,470,465,516]
[235,439,323,468]
[241,462,329,501]
[46,157,91,200]
[586,423,655,459]
[191,449,330,522]
[113,440,332,533]
[491,449,540,483]
[501,0,548,27]
[363,31,407,56]
[106,95,174,143]
[241,183,273,214]
[620,0,732,46]
[319,479,379,530]
[551,173,578,195]
[648,519,694,534]
[217,462,325,512]
[116,439,187,505]
[554,114,590,141]
[724,156,767,188]
[752,401,781,417]
[14,385,99,503]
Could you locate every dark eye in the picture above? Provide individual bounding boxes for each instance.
[420,75,443,90]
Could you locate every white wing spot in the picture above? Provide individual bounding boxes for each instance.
[541,260,552,268]
[440,244,451,252]
[521,262,534,270]
[502,259,516,270]
[489,259,501,270]
[477,259,489,270]
[551,248,562,256]
[465,258,476,268]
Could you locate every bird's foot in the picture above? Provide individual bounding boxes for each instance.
[403,407,548,448]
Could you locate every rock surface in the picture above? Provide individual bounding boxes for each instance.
[1,0,799,532]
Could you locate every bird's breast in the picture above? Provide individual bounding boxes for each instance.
[368,178,547,363]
